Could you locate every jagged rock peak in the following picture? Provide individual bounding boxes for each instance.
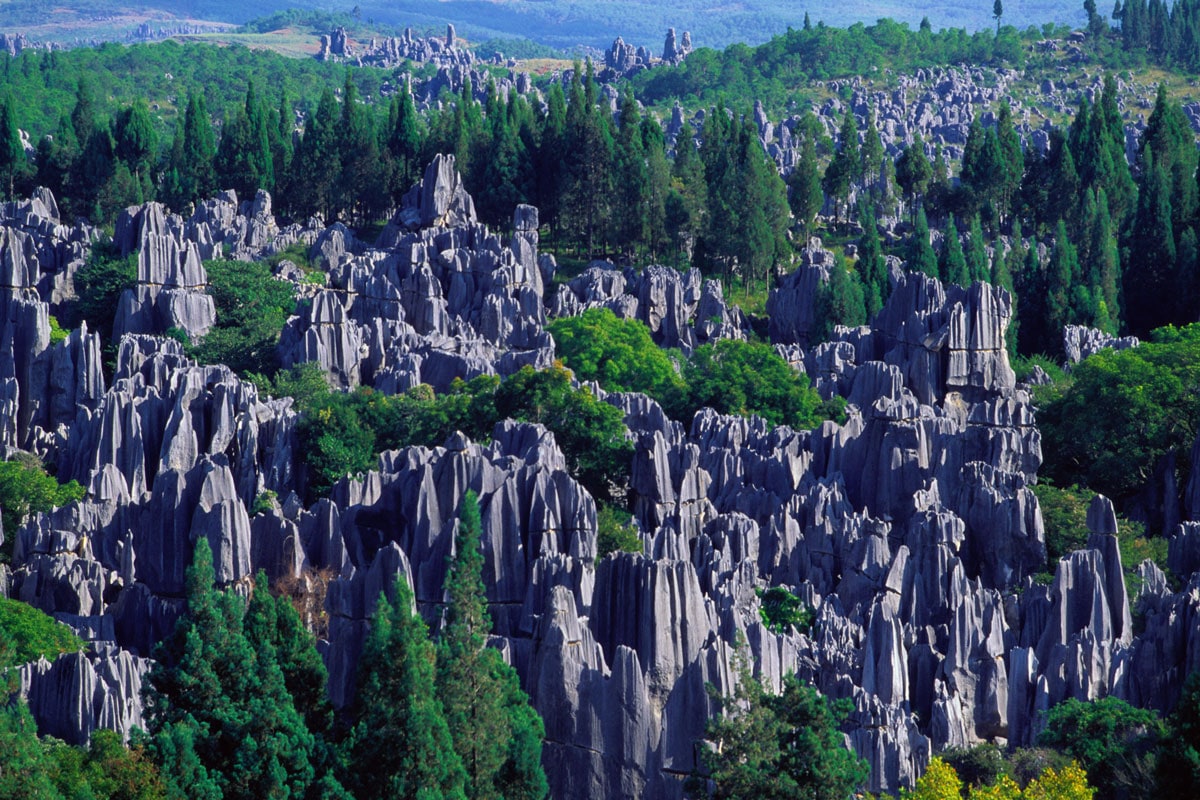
[396,154,478,231]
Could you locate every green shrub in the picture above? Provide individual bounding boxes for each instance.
[548,308,686,411]
[0,597,83,670]
[1039,325,1200,511]
[47,315,68,345]
[681,339,831,429]
[1037,696,1165,800]
[756,586,813,635]
[0,454,85,560]
[596,504,642,561]
[494,364,633,504]
[190,258,296,376]
[72,241,136,343]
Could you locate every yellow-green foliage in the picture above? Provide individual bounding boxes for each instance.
[47,315,68,345]
[904,758,964,800]
[909,758,1096,800]
[0,597,83,670]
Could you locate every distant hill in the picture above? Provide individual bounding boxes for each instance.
[1,0,1090,50]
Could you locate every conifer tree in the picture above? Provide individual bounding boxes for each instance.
[114,98,156,196]
[941,215,969,286]
[387,84,422,200]
[272,92,294,196]
[789,136,824,240]
[640,114,671,257]
[860,105,884,198]
[1047,220,1082,338]
[348,574,467,800]
[822,109,858,223]
[287,87,339,220]
[966,213,990,284]
[0,97,24,200]
[437,491,548,800]
[181,90,217,204]
[908,206,939,278]
[146,539,322,800]
[1124,147,1176,335]
[612,89,649,254]
[816,253,867,341]
[896,134,932,217]
[856,201,888,316]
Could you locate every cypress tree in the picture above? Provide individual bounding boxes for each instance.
[789,135,824,240]
[1125,146,1176,335]
[214,106,256,198]
[612,89,649,254]
[181,90,217,204]
[966,213,990,284]
[860,105,884,198]
[734,119,791,293]
[941,215,969,286]
[272,92,294,196]
[0,97,24,200]
[640,115,671,258]
[388,83,421,199]
[908,206,939,278]
[287,87,339,220]
[1047,220,1081,338]
[895,134,932,217]
[856,201,888,316]
[437,490,548,800]
[146,539,321,800]
[114,98,157,193]
[996,102,1024,223]
[815,253,867,341]
[348,574,467,800]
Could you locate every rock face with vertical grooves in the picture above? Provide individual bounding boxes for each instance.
[8,169,1200,799]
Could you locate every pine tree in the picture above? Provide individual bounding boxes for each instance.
[856,201,888,316]
[346,573,466,800]
[788,135,824,240]
[388,83,422,200]
[181,90,217,205]
[287,87,339,220]
[908,206,939,278]
[1124,146,1176,335]
[896,134,933,217]
[966,213,990,284]
[114,98,157,194]
[0,97,24,200]
[941,215,969,286]
[146,539,322,800]
[437,490,547,800]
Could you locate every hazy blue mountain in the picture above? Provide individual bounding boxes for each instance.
[4,0,1090,50]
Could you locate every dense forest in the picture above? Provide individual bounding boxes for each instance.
[2,5,1200,799]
